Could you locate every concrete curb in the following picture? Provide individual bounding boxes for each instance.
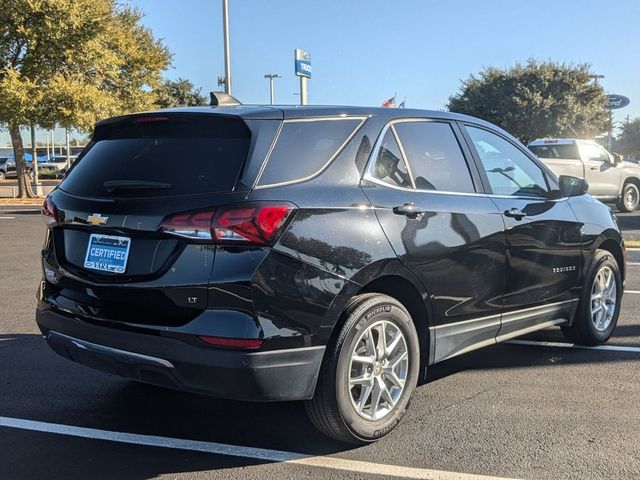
[628,249,640,263]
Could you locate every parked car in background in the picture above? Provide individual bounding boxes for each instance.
[0,157,37,180]
[528,138,640,212]
[38,155,77,179]
[37,105,625,444]
[0,157,11,180]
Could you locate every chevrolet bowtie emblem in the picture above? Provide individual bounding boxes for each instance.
[87,213,108,225]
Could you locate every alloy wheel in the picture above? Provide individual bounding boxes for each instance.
[590,265,617,332]
[348,320,409,421]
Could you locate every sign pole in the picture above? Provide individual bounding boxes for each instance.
[222,0,232,95]
[608,109,613,152]
[300,76,308,106]
[294,48,311,106]
[604,94,631,152]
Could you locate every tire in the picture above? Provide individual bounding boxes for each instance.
[305,293,420,444]
[561,249,622,345]
[617,181,639,212]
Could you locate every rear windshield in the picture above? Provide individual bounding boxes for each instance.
[60,114,250,198]
[528,144,580,160]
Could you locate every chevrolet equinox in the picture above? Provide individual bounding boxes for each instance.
[37,103,626,443]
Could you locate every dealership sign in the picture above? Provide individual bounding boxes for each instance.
[605,94,630,110]
[294,48,311,78]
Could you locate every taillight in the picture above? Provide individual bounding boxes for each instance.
[42,197,58,227]
[159,202,295,245]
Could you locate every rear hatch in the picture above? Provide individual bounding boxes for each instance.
[44,112,254,327]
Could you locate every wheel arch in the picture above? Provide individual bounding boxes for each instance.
[594,235,625,282]
[352,274,433,381]
[622,176,640,189]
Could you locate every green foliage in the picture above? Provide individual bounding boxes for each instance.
[447,60,608,143]
[0,0,171,196]
[617,118,640,159]
[155,78,207,108]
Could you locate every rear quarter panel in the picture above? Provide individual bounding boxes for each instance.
[245,118,419,345]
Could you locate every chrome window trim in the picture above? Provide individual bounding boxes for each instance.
[461,122,559,193]
[253,116,368,190]
[389,124,416,189]
[362,119,570,202]
[363,118,479,195]
[251,120,284,189]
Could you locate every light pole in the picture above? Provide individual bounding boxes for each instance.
[221,0,232,95]
[264,74,281,105]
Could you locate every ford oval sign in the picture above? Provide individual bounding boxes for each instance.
[605,94,630,110]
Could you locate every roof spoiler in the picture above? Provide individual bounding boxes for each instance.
[209,91,242,107]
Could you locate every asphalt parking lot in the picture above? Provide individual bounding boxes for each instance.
[1,210,639,480]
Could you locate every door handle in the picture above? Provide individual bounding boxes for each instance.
[393,202,423,218]
[590,166,599,170]
[504,208,527,220]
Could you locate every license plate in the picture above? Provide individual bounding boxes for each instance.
[84,234,131,273]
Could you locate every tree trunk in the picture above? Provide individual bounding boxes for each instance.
[9,123,37,198]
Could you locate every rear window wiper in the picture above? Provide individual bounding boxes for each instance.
[103,180,172,192]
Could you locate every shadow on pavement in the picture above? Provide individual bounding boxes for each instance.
[1,330,638,479]
[0,333,354,480]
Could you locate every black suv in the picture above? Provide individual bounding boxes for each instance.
[37,105,626,443]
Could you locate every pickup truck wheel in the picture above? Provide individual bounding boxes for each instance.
[618,181,639,212]
[305,293,420,444]
[561,250,621,345]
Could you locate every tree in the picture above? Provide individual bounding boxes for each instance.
[154,78,207,108]
[0,0,171,197]
[447,60,608,144]
[617,118,640,160]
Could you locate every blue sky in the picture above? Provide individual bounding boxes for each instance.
[3,0,639,146]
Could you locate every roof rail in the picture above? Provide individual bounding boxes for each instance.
[209,92,242,107]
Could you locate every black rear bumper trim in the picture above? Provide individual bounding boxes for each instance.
[38,307,325,402]
[53,331,176,369]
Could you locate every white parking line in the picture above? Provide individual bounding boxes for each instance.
[507,339,640,353]
[628,262,640,266]
[0,216,15,219]
[0,416,517,480]
[626,290,640,294]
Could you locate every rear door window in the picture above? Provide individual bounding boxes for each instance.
[257,118,362,187]
[60,114,251,198]
[370,129,413,188]
[393,121,476,193]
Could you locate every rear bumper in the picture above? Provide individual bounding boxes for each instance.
[36,307,324,402]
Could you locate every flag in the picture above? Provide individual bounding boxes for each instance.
[398,99,406,108]
[381,96,396,108]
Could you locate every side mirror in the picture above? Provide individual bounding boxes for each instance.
[559,175,588,197]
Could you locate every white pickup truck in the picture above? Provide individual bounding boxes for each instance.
[528,138,640,212]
